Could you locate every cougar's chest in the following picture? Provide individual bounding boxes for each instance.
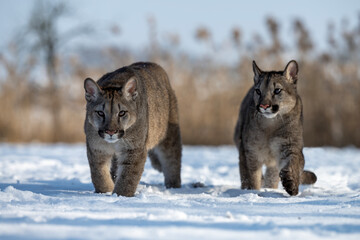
[244,121,283,165]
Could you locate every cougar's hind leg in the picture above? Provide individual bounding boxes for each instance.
[155,123,182,188]
[148,149,162,172]
[264,165,280,189]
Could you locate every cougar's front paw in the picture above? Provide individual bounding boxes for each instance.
[240,179,251,190]
[280,168,300,196]
[165,178,181,189]
[94,186,114,194]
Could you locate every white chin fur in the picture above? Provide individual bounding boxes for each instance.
[262,112,278,119]
[259,108,278,119]
[104,135,119,143]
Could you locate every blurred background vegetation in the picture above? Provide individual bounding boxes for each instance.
[0,1,359,147]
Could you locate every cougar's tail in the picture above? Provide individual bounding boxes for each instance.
[301,170,317,185]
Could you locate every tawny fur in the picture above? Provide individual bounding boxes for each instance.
[84,62,182,197]
[234,60,317,196]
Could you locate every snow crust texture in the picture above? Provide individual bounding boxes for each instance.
[0,144,360,239]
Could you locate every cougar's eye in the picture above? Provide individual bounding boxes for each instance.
[255,89,261,95]
[274,88,282,95]
[96,111,105,117]
[118,110,127,117]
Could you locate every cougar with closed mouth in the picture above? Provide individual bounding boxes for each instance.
[84,62,182,197]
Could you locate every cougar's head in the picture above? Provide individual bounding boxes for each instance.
[252,60,299,119]
[84,77,138,143]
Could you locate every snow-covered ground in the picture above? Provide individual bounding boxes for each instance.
[0,144,360,239]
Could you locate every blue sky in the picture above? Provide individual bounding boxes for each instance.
[0,0,359,58]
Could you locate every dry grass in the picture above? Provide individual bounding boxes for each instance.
[1,15,360,147]
[1,56,360,146]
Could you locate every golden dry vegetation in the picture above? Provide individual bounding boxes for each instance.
[0,2,359,147]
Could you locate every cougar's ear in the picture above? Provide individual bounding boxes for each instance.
[124,77,138,101]
[84,78,102,102]
[283,60,299,84]
[252,60,262,84]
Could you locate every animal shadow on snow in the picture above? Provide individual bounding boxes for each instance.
[0,179,94,197]
[145,182,294,198]
[0,180,312,198]
[223,184,315,198]
[223,188,285,198]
